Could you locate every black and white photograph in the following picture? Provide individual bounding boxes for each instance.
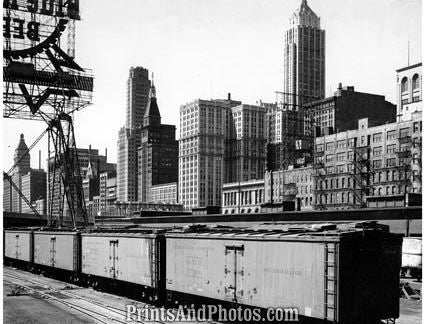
[1,0,422,323]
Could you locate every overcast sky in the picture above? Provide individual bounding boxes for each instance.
[2,0,422,171]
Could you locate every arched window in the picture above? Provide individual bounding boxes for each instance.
[392,186,396,194]
[401,77,408,93]
[412,74,420,90]
[386,186,390,195]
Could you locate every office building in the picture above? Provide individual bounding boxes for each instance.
[226,104,267,183]
[179,94,241,210]
[3,134,47,213]
[304,84,396,135]
[313,113,422,209]
[264,165,314,211]
[48,146,114,220]
[284,0,325,108]
[117,67,151,203]
[151,182,178,204]
[396,63,422,122]
[138,81,178,203]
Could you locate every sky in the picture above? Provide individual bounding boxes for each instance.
[2,0,422,171]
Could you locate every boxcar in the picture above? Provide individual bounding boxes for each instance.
[165,222,402,324]
[401,237,422,280]
[4,229,33,264]
[80,231,165,297]
[33,231,80,274]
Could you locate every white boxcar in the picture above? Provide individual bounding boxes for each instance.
[402,237,422,268]
[4,230,33,262]
[81,231,163,288]
[166,223,402,324]
[33,231,80,271]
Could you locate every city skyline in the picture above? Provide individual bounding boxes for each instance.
[2,0,422,171]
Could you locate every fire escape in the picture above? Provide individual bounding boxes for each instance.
[396,130,413,203]
[349,137,373,208]
[313,148,326,210]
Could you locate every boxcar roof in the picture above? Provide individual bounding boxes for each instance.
[164,221,396,242]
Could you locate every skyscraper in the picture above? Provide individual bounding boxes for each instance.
[225,104,267,183]
[3,134,46,213]
[283,0,325,108]
[179,95,241,210]
[117,67,151,203]
[138,80,178,203]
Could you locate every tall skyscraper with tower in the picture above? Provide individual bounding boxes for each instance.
[283,0,325,108]
[117,67,151,203]
[138,79,178,203]
[267,0,326,171]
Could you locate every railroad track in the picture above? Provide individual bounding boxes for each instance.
[4,269,221,324]
[3,270,163,324]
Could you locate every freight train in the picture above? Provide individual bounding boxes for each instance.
[4,221,402,324]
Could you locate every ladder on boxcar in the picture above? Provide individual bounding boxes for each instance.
[324,243,338,321]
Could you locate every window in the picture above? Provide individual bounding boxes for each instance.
[347,164,354,172]
[413,153,419,164]
[336,140,346,149]
[373,160,382,169]
[386,144,396,154]
[412,74,419,90]
[413,122,420,133]
[337,165,345,173]
[387,130,396,140]
[337,153,345,161]
[400,127,410,138]
[373,147,383,156]
[326,154,334,162]
[316,144,324,152]
[401,77,408,93]
[347,138,356,148]
[347,151,354,160]
[373,133,382,143]
[326,166,334,174]
[326,142,334,151]
[386,158,396,167]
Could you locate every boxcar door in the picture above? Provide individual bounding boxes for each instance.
[50,237,56,267]
[224,244,244,302]
[109,240,119,279]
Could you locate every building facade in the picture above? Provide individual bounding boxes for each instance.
[151,182,178,204]
[3,134,47,214]
[138,81,178,203]
[397,63,422,122]
[226,104,267,183]
[264,165,314,211]
[313,114,422,210]
[117,67,151,203]
[304,84,396,135]
[222,179,265,214]
[48,146,114,220]
[284,0,325,108]
[178,95,241,210]
[21,169,46,214]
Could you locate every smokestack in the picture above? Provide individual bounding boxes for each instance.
[105,148,107,161]
[338,83,342,90]
[228,93,231,101]
[39,150,41,170]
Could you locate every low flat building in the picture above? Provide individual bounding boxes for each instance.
[264,165,314,211]
[222,179,265,214]
[151,182,178,204]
